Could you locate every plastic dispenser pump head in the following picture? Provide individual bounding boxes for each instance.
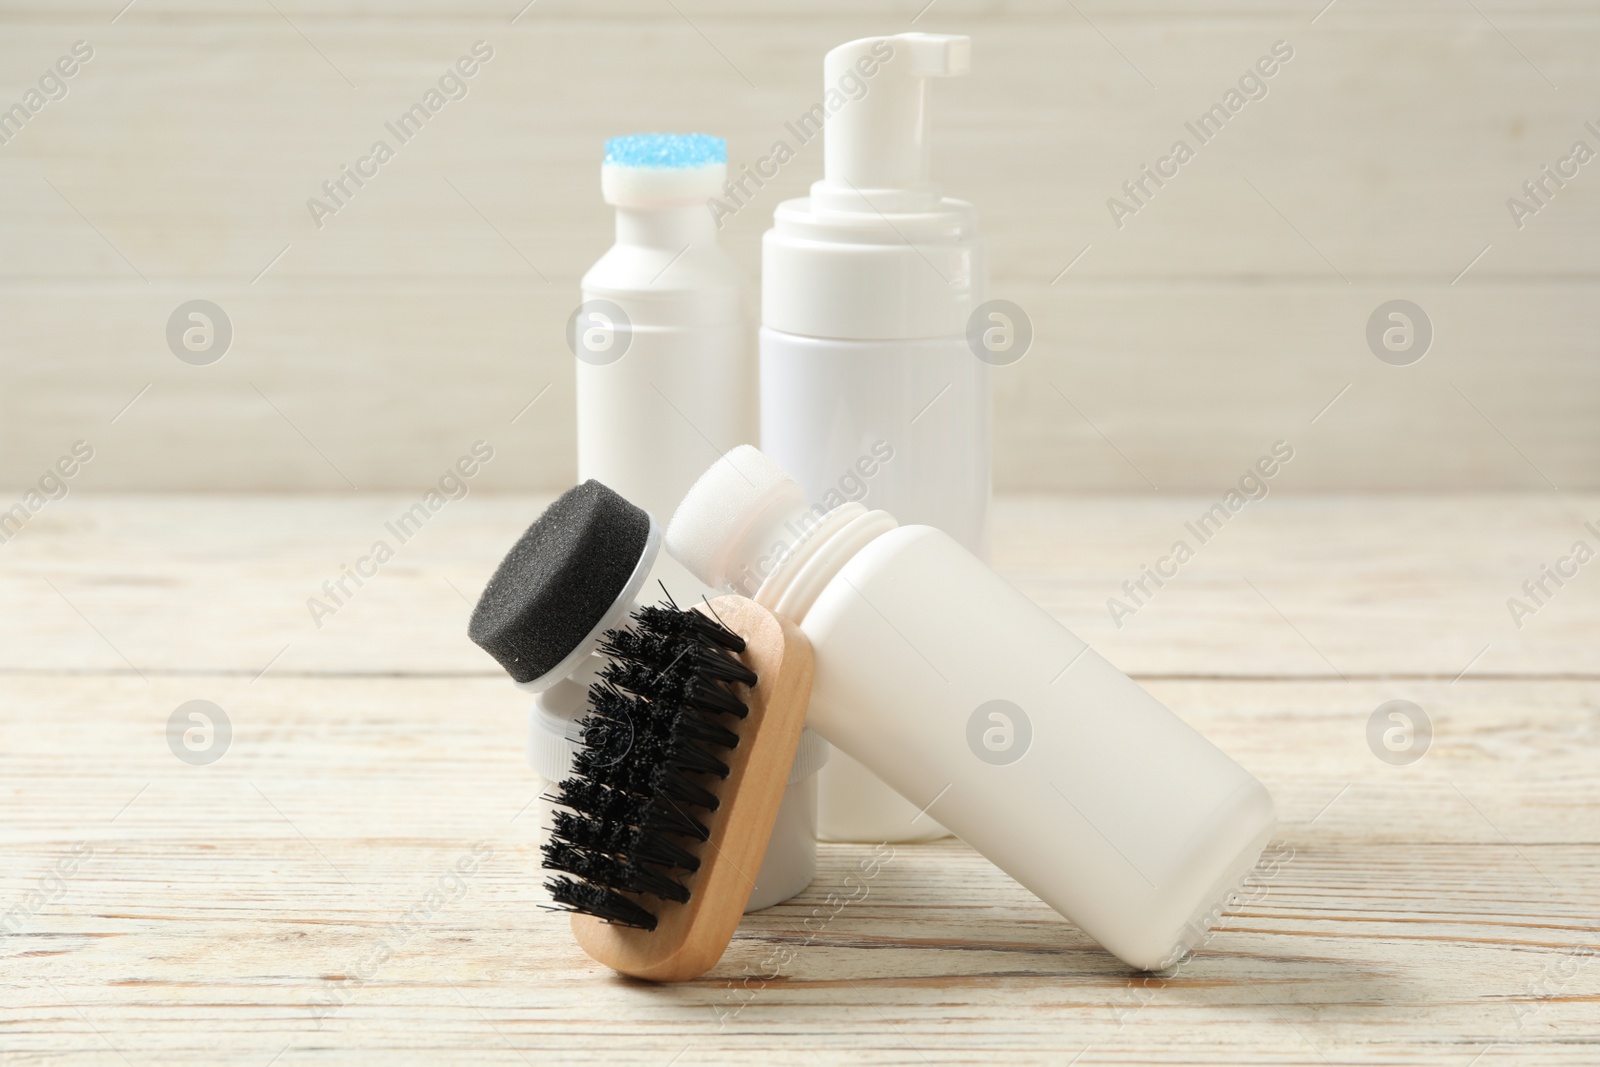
[818,33,970,212]
[764,33,981,341]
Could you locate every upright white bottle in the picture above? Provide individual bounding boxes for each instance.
[540,134,822,909]
[578,132,754,524]
[761,34,988,841]
[667,448,1278,970]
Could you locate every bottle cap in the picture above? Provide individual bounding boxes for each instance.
[763,34,983,341]
[819,33,970,210]
[665,445,810,592]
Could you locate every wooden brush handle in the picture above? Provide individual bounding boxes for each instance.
[570,595,814,982]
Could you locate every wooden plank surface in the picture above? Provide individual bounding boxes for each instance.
[2,2,1598,491]
[3,492,1598,1064]
[2,492,1596,677]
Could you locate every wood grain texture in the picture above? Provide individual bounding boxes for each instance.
[2,492,1595,678]
[1,3,1597,490]
[2,491,1598,1063]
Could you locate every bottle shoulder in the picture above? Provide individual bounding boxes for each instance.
[582,241,752,296]
[769,194,981,246]
[800,523,949,619]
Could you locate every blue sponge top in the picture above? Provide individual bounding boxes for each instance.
[604,133,726,169]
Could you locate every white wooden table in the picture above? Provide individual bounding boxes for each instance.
[2,493,1597,1064]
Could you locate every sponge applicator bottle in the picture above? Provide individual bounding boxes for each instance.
[577,133,754,528]
[666,448,1277,971]
[760,35,987,842]
[548,135,826,907]
[470,480,827,913]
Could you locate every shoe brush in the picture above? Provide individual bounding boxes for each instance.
[468,480,814,981]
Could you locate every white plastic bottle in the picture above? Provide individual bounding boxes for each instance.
[760,34,988,842]
[538,134,823,909]
[577,132,753,524]
[667,448,1277,970]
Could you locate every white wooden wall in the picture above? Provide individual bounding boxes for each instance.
[1,1,1596,491]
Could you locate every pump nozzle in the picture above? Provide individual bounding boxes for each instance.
[821,33,970,200]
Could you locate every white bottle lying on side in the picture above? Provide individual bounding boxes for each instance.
[666,447,1277,970]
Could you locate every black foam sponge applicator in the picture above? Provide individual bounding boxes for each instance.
[469,480,652,684]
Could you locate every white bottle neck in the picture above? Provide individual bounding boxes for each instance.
[533,649,606,720]
[744,502,899,622]
[528,650,606,782]
[763,191,982,340]
[615,205,716,249]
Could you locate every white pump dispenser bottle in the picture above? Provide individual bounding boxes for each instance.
[760,34,988,842]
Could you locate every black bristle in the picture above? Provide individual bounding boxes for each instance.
[684,644,759,688]
[545,876,659,931]
[649,763,722,812]
[671,711,740,751]
[541,599,754,930]
[667,741,731,780]
[679,674,752,720]
[550,810,702,872]
[541,842,692,904]
[607,660,750,721]
[643,800,712,843]
[553,812,704,870]
[551,778,635,824]
[633,603,748,654]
